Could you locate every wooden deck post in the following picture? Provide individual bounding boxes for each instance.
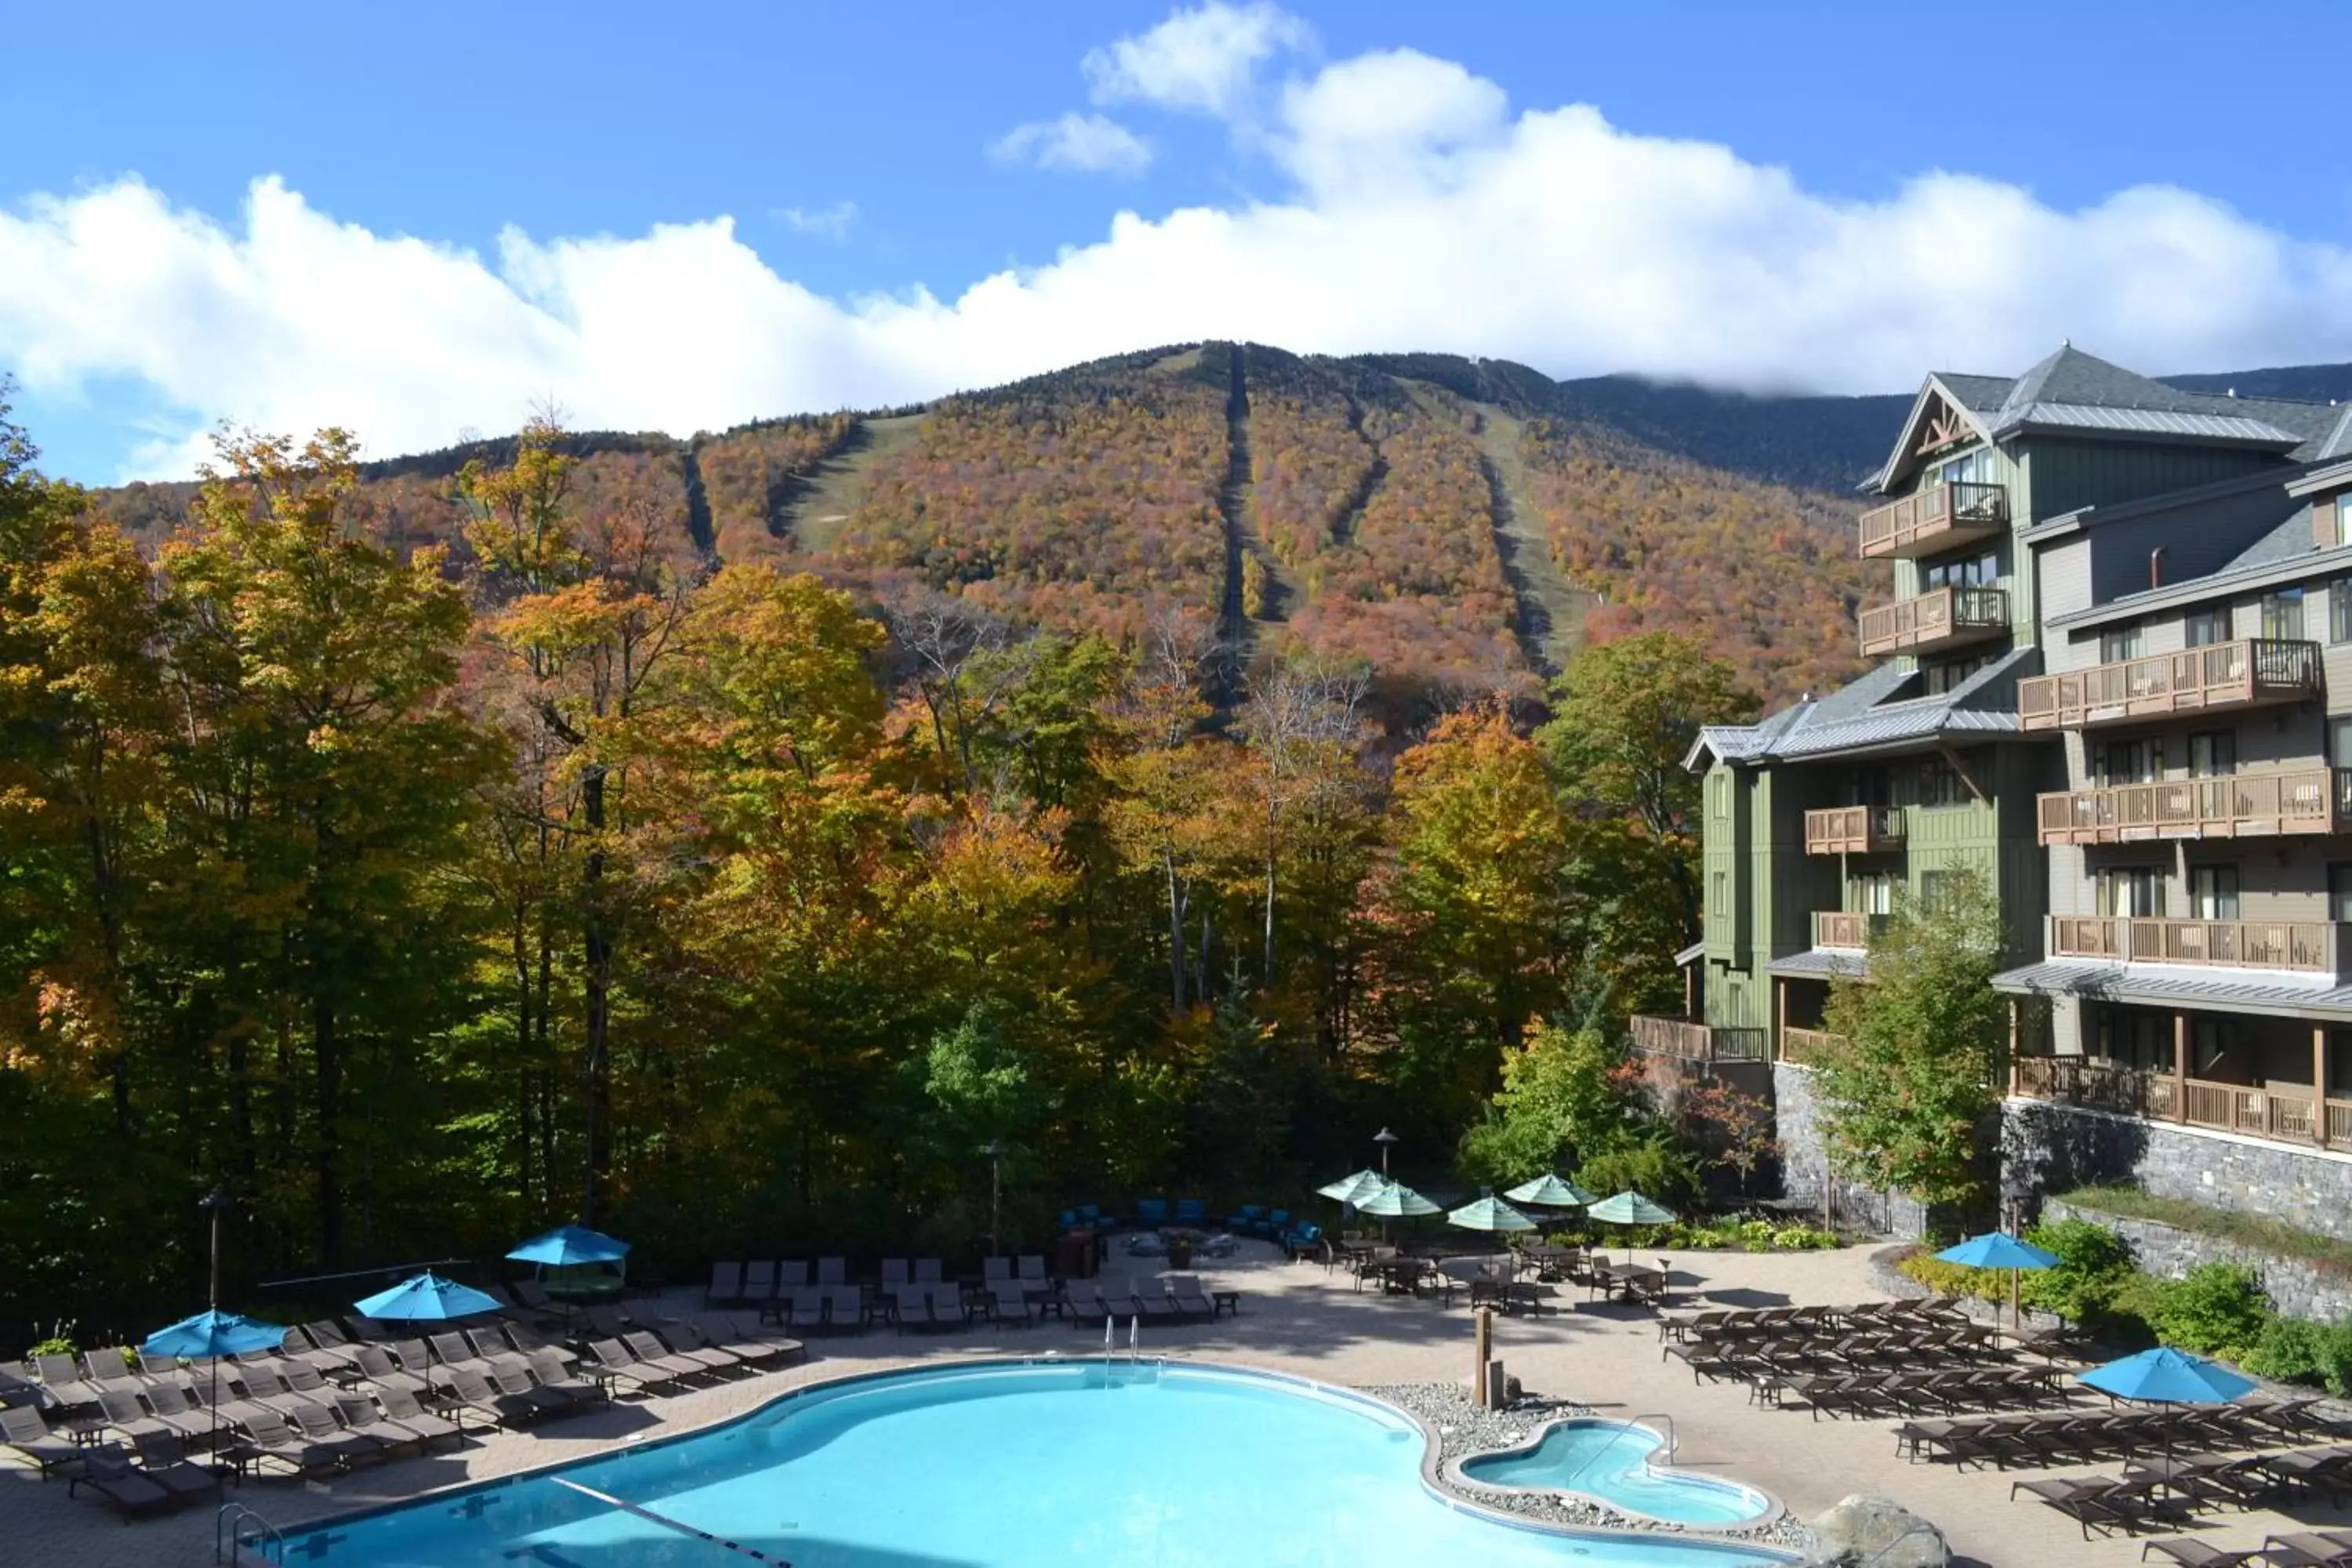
[2006,999,2020,1096]
[2173,1013,2189,1122]
[1777,979,1788,1064]
[2316,1026,2331,1150]
[1472,1307,1495,1410]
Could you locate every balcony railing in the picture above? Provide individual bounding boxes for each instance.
[1859,586,2009,657]
[1858,481,2009,560]
[2048,915,2351,977]
[2019,639,2320,731]
[1813,910,1882,950]
[1804,805,1905,855]
[2015,1055,2352,1149]
[2036,768,2352,844]
[1780,1026,1846,1066]
[1628,1014,1769,1065]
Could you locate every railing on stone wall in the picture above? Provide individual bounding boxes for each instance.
[2014,1054,2352,1151]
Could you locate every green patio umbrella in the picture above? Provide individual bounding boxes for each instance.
[1504,1174,1595,1210]
[1354,1179,1442,1243]
[1586,1190,1678,1267]
[1446,1191,1537,1234]
[1316,1169,1388,1205]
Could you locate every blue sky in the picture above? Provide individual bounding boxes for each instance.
[11,1,2352,481]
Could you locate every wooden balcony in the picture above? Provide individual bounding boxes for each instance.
[2036,767,2352,844]
[2018,639,2320,732]
[2047,916,2352,977]
[1779,1026,1845,1066]
[1858,481,2009,560]
[1628,1014,1769,1065]
[1813,909,1882,950]
[2015,1055,2352,1149]
[1858,586,2008,657]
[1804,805,1904,855]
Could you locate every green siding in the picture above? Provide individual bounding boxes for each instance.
[2020,438,2281,524]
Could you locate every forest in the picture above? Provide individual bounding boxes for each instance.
[0,385,1788,1346]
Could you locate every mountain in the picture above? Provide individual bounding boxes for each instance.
[75,346,2352,714]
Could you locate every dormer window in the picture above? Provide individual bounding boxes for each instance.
[1933,448,1995,488]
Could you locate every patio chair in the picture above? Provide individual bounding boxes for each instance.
[719,1315,807,1364]
[31,1352,103,1410]
[428,1332,494,1378]
[1174,1199,1208,1225]
[1065,1279,1110,1330]
[1226,1204,1265,1234]
[648,1323,742,1374]
[775,1260,809,1290]
[1135,1198,1169,1226]
[881,1258,910,1286]
[2263,1534,2352,1568]
[817,1257,848,1285]
[127,1431,223,1502]
[913,1258,943,1283]
[374,1382,467,1443]
[1018,1254,1048,1285]
[1,1404,84,1477]
[95,1387,191,1446]
[666,1317,771,1370]
[442,1367,550,1428]
[743,1260,778,1303]
[514,1352,603,1411]
[622,1331,717,1383]
[349,1344,430,1397]
[984,1256,1014,1283]
[707,1261,744,1307]
[67,1446,180,1518]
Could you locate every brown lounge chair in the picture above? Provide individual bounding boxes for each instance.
[370,1385,467,1446]
[1,1404,85,1478]
[587,1339,686,1396]
[985,1283,1033,1327]
[2140,1540,2270,1567]
[2265,1534,2352,1568]
[67,1447,179,1519]
[128,1432,225,1504]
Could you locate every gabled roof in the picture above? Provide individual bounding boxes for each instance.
[1870,345,2349,494]
[1683,647,2040,769]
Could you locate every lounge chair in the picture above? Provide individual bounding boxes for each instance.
[1,1404,84,1477]
[1165,1274,1215,1319]
[485,1362,577,1419]
[586,1339,684,1396]
[1174,1199,1207,1225]
[663,1317,769,1370]
[1135,1199,1169,1226]
[1065,1279,1110,1330]
[913,1258,943,1283]
[2264,1534,2352,1568]
[231,1409,350,1476]
[287,1400,393,1463]
[816,1257,848,1285]
[743,1260,778,1304]
[442,1367,549,1428]
[2140,1538,2269,1566]
[1018,1255,1048,1285]
[31,1352,103,1410]
[719,1315,807,1363]
[127,1432,223,1502]
[776,1261,811,1290]
[881,1258,910,1287]
[330,1392,431,1453]
[706,1261,744,1308]
[984,1256,1014,1283]
[645,1324,741,1374]
[621,1332,713,1383]
[67,1447,179,1518]
[350,1343,430,1397]
[95,1387,191,1446]
[1226,1204,1265,1234]
[373,1384,466,1444]
[428,1332,493,1378]
[985,1283,1033,1327]
[820,1285,865,1332]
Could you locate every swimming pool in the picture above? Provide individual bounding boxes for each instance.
[1457,1417,1774,1526]
[278,1361,1792,1567]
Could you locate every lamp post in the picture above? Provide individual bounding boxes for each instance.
[1373,1127,1398,1176]
[982,1141,1007,1258]
[198,1188,232,1310]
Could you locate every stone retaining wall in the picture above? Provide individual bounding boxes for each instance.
[1771,1064,1931,1240]
[2043,1197,2352,1325]
[2002,1098,2352,1246]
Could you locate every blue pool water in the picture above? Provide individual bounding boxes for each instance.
[1460,1419,1771,1526]
[281,1363,1790,1567]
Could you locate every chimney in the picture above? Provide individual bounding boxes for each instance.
[2151,547,2166,590]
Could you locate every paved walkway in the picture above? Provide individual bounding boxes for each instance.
[9,1242,2350,1566]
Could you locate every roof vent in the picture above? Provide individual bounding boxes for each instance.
[2227,387,2238,397]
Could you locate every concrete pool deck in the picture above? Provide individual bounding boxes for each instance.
[8,1240,2349,1566]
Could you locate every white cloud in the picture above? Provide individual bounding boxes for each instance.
[10,34,2352,480]
[775,201,858,240]
[1082,1,1312,118]
[987,112,1155,176]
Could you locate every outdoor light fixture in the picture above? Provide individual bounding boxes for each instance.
[198,1186,232,1309]
[1373,1127,1399,1174]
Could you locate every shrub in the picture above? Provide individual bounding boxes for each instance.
[2148,1264,2272,1362]
[27,1331,77,1360]
[1770,1225,1840,1251]
[2246,1316,2324,1385]
[1895,1248,2005,1305]
[2019,1218,2140,1329]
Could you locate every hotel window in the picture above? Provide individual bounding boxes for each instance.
[1933,448,1994,488]
[1708,771,1728,818]
[2093,738,2161,786]
[1918,869,1955,913]
[2190,1017,2233,1076]
[2262,588,2306,641]
[1711,870,1727,917]
[2333,578,2352,643]
[2094,1007,2172,1073]
[2096,866,2165,918]
[2099,626,2145,663]
[2188,864,2240,920]
[1921,652,1992,696]
[1918,757,1966,806]
[2332,717,2352,771]
[1853,872,1896,916]
[2185,607,2230,648]
[1923,549,1999,590]
[2330,864,2352,923]
[2187,731,2236,779]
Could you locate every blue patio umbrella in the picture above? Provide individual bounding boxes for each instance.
[2080,1346,2256,1406]
[142,1309,286,1456]
[506,1224,630,1268]
[2080,1347,2256,1467]
[354,1272,503,1398]
[1936,1231,2058,1329]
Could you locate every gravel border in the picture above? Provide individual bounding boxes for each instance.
[1357,1381,1811,1552]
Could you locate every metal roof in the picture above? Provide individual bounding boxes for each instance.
[1685,649,2037,768]
[1769,949,1870,980]
[1987,403,2304,446]
[1991,958,2352,1020]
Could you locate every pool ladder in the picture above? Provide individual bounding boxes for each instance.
[1558,1411,1676,1490]
[217,1501,285,1565]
